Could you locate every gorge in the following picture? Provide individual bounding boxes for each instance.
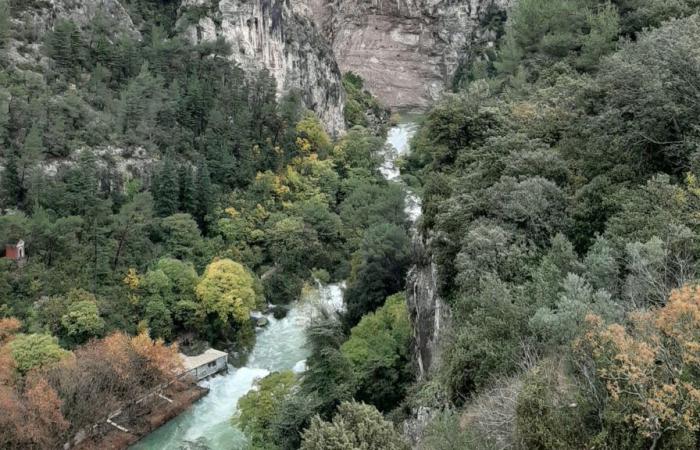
[131,117,420,449]
[5,0,700,449]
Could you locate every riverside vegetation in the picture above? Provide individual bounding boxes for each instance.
[0,0,410,447]
[403,0,700,449]
[3,0,700,449]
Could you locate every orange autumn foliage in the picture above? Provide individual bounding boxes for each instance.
[0,344,16,386]
[0,329,182,448]
[0,317,21,343]
[0,376,68,449]
[130,331,182,379]
[578,285,700,445]
[0,318,20,388]
[22,376,70,447]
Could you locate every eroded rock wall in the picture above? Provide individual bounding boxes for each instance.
[304,0,511,110]
[179,0,346,136]
[407,235,450,380]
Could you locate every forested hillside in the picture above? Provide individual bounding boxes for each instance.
[5,0,700,449]
[0,0,412,447]
[404,0,700,448]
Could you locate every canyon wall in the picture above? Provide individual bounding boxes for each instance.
[407,235,450,381]
[179,0,346,136]
[303,0,511,110]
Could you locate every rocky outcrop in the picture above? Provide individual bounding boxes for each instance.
[6,0,140,68]
[179,0,346,136]
[407,234,450,381]
[40,146,159,194]
[303,0,511,110]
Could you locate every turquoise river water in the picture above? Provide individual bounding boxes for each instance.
[131,120,418,449]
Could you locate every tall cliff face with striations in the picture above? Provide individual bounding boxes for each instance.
[303,0,511,110]
[407,235,450,381]
[178,0,346,136]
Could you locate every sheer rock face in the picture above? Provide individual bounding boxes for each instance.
[406,235,450,380]
[179,0,346,136]
[303,0,511,110]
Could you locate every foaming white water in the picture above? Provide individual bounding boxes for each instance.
[132,119,420,449]
[380,121,422,223]
[292,359,307,373]
[131,283,344,450]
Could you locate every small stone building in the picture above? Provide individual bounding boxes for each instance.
[4,240,25,261]
[180,349,228,381]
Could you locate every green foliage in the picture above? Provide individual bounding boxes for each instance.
[578,4,621,70]
[9,334,69,374]
[235,370,297,449]
[341,72,387,129]
[343,224,411,327]
[196,259,258,325]
[160,213,203,261]
[300,401,408,450]
[341,294,412,411]
[405,1,700,447]
[143,297,173,340]
[515,360,594,449]
[60,299,105,344]
[46,20,84,78]
[419,409,493,450]
[296,114,333,156]
[0,0,9,48]
[153,157,180,217]
[301,315,356,416]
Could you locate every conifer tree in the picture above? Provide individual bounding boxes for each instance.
[47,20,83,78]
[19,125,43,181]
[1,151,20,208]
[193,157,213,231]
[0,0,10,49]
[178,164,196,214]
[153,157,179,217]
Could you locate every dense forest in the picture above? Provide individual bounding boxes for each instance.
[0,0,412,447]
[403,0,700,449]
[4,0,700,449]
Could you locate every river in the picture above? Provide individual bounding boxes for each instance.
[131,120,418,450]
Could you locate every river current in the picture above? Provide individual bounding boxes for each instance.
[131,120,418,450]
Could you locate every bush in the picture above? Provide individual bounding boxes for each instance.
[515,360,594,449]
[300,401,408,450]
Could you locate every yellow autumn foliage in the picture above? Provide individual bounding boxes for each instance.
[196,259,258,325]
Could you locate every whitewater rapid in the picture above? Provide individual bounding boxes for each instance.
[132,120,418,450]
[131,284,344,450]
[380,121,421,223]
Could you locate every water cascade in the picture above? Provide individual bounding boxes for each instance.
[132,119,418,449]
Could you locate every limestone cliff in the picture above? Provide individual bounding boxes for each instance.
[407,234,450,380]
[178,0,346,136]
[303,0,511,110]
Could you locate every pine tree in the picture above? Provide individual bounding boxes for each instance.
[153,157,179,217]
[179,76,208,137]
[47,20,83,78]
[1,151,20,208]
[178,164,196,214]
[65,151,100,217]
[193,157,213,231]
[20,125,43,178]
[16,125,44,209]
[46,114,68,157]
[0,0,10,49]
